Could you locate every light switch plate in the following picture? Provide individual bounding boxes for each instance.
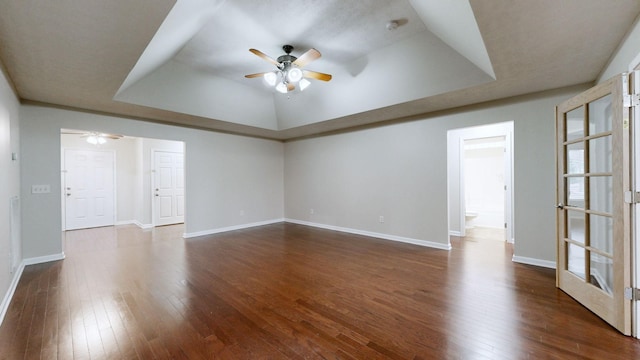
[31,185,51,194]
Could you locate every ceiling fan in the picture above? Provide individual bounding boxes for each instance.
[244,45,332,93]
[61,130,123,145]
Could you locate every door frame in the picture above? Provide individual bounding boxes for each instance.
[447,121,514,242]
[151,148,185,227]
[629,59,640,339]
[61,147,117,231]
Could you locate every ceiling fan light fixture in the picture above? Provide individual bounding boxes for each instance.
[246,45,332,94]
[287,67,303,83]
[299,78,311,91]
[86,134,106,145]
[263,72,277,86]
[275,82,288,93]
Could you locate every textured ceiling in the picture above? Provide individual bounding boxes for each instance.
[0,0,638,140]
[174,0,429,79]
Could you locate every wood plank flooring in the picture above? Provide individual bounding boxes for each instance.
[1,223,639,359]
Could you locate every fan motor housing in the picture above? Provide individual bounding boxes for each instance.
[277,54,297,64]
[277,44,297,65]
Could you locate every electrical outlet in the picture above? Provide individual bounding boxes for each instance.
[31,185,50,194]
[379,215,384,223]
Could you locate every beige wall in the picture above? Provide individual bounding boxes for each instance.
[284,86,587,264]
[0,66,21,321]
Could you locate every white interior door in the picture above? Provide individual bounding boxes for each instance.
[64,149,115,230]
[153,150,185,226]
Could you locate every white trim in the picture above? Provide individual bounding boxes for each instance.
[1,252,65,326]
[629,51,640,72]
[286,218,452,250]
[115,220,153,229]
[23,252,66,266]
[136,221,154,229]
[631,69,640,338]
[447,121,515,243]
[449,230,462,237]
[458,136,466,237]
[115,220,136,226]
[512,255,556,269]
[183,218,285,238]
[0,261,25,326]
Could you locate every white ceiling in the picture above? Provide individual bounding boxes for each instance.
[0,0,638,140]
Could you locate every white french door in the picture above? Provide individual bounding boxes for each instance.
[556,73,634,335]
[63,149,115,230]
[153,150,185,226]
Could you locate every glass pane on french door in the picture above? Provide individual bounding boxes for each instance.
[563,112,613,290]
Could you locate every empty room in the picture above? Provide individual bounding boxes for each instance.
[1,0,640,358]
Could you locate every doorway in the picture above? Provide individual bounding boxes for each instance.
[447,122,514,243]
[463,135,506,238]
[61,130,185,230]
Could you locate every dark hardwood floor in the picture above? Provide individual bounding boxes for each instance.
[1,223,639,359]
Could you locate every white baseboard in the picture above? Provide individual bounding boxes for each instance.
[285,219,451,251]
[23,252,66,266]
[0,261,25,327]
[449,230,462,237]
[512,255,556,269]
[115,220,153,229]
[0,252,65,327]
[135,221,154,230]
[115,220,137,226]
[183,218,285,238]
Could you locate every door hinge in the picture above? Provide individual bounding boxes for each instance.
[624,94,640,108]
[623,191,640,204]
[624,287,640,301]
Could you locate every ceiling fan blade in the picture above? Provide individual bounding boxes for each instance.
[293,48,321,68]
[303,70,332,82]
[245,72,269,78]
[249,48,279,67]
[287,83,295,92]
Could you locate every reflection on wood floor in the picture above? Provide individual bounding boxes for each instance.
[461,226,506,242]
[1,222,639,359]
